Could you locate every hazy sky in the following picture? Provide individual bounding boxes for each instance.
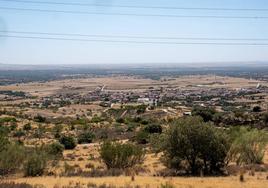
[0,0,268,65]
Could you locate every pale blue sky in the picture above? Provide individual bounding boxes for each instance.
[0,0,268,65]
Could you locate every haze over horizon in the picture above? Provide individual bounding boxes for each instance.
[1,0,268,65]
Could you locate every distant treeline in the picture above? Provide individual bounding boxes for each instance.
[1,66,268,85]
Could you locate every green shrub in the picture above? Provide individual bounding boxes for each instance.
[227,127,268,165]
[253,106,261,112]
[33,124,45,140]
[144,124,162,134]
[91,115,103,123]
[0,117,16,124]
[10,122,17,131]
[34,115,46,123]
[262,112,268,124]
[136,105,147,114]
[0,133,9,152]
[59,135,77,150]
[116,118,125,124]
[23,123,32,131]
[13,129,25,141]
[24,151,47,177]
[45,142,64,158]
[0,126,10,137]
[0,143,25,176]
[192,106,216,122]
[53,124,63,139]
[100,141,144,169]
[135,130,149,144]
[78,131,95,144]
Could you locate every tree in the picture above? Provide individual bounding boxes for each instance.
[162,117,230,175]
[59,135,77,150]
[100,141,144,169]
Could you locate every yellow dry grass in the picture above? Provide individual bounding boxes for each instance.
[12,175,268,188]
[0,75,264,97]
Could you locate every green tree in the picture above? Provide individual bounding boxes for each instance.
[162,117,230,175]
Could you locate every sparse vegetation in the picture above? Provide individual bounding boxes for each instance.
[0,73,268,187]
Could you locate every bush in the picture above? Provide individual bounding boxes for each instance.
[100,141,144,169]
[0,133,10,152]
[227,127,268,165]
[53,124,63,139]
[33,124,45,140]
[59,135,77,150]
[136,105,147,114]
[162,117,230,175]
[13,129,25,141]
[23,123,32,131]
[0,126,10,137]
[116,118,125,124]
[262,112,268,124]
[144,124,162,134]
[0,117,16,124]
[24,151,47,177]
[77,131,95,144]
[0,143,25,176]
[34,115,46,123]
[192,106,216,122]
[253,106,261,112]
[135,130,149,144]
[45,142,64,158]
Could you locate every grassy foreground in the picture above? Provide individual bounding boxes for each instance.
[10,175,268,188]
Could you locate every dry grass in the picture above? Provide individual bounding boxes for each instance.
[11,175,268,188]
[0,75,264,97]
